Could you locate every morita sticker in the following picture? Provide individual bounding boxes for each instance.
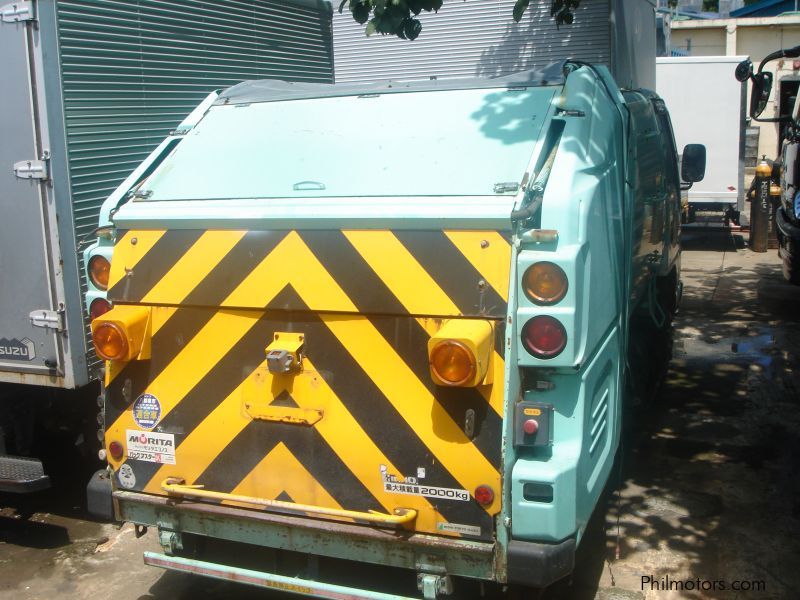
[437,522,482,537]
[126,429,176,464]
[118,464,136,489]
[380,466,469,502]
[132,393,161,429]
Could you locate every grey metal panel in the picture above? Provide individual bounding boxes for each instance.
[51,0,334,378]
[0,17,61,377]
[332,0,612,83]
[611,0,657,90]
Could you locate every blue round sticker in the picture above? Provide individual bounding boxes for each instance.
[132,393,161,429]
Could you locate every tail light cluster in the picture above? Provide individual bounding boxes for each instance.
[521,262,568,360]
[86,251,113,323]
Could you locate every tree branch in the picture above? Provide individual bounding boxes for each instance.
[339,0,583,40]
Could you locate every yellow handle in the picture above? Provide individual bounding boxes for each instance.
[161,478,417,525]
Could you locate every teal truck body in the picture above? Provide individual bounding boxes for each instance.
[84,57,704,597]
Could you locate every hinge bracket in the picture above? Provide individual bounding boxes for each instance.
[29,309,64,332]
[1,1,34,22]
[14,151,50,180]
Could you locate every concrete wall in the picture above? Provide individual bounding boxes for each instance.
[671,16,800,161]
[672,27,726,55]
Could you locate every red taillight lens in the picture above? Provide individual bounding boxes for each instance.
[90,298,112,320]
[108,440,124,460]
[522,316,567,359]
[474,485,495,506]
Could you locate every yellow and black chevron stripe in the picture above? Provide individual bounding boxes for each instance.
[107,229,511,317]
[104,229,511,540]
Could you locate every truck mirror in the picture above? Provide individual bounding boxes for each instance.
[784,45,800,58]
[735,59,752,83]
[681,144,706,183]
[750,71,773,118]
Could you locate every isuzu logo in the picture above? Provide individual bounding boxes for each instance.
[0,337,36,361]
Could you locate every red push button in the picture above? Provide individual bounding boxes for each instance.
[523,419,539,435]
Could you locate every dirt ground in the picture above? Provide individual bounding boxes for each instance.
[1,228,799,600]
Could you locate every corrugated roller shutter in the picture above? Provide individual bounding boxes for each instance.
[55,0,333,368]
[58,0,333,244]
[333,0,611,82]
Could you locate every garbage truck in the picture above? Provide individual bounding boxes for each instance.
[83,4,706,598]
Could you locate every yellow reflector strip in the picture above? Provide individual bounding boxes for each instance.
[107,230,166,289]
[443,231,511,302]
[344,230,459,316]
[142,231,246,305]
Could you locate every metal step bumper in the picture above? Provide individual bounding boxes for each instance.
[144,552,422,600]
[0,455,50,493]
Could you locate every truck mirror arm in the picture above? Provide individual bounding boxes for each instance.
[743,45,800,122]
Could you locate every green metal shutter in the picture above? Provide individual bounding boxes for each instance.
[57,0,333,244]
[55,0,333,369]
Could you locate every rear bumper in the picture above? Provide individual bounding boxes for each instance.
[506,538,576,588]
[117,490,577,590]
[115,490,495,581]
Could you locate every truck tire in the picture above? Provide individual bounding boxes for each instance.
[781,237,800,285]
[655,268,680,324]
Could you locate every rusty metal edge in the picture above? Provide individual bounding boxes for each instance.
[115,490,497,581]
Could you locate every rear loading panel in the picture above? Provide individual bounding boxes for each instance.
[103,228,512,541]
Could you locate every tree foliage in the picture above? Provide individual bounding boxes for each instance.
[338,0,583,41]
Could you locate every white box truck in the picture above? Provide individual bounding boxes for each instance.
[656,56,748,224]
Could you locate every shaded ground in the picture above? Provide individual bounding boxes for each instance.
[1,230,799,599]
[550,229,800,600]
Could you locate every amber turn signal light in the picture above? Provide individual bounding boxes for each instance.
[88,255,111,290]
[428,319,493,387]
[91,305,151,362]
[523,262,568,306]
[430,340,477,387]
[93,322,129,361]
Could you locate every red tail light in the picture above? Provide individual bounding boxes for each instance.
[474,485,495,506]
[108,440,124,460]
[90,298,112,320]
[522,316,567,359]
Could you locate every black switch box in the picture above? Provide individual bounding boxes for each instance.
[514,402,553,448]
